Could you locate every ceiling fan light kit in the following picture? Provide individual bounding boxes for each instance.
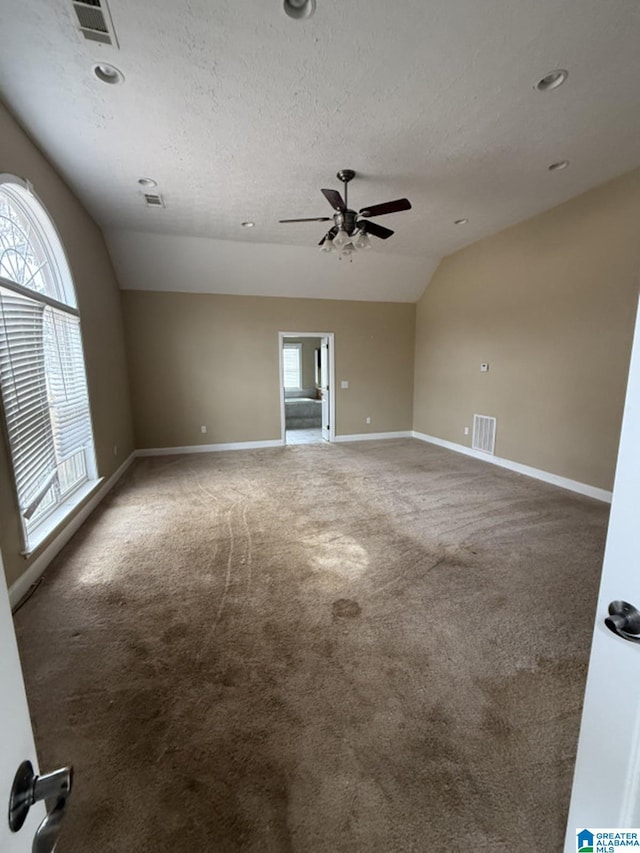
[353,230,372,251]
[333,227,349,248]
[279,169,411,261]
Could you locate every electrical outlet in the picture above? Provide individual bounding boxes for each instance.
[201,425,207,434]
[366,417,371,424]
[464,427,469,436]
[341,380,349,389]
[480,363,489,372]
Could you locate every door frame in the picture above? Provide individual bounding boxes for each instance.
[278,331,335,444]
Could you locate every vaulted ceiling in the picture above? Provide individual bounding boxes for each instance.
[1,0,639,301]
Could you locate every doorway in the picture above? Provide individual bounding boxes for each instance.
[279,332,335,445]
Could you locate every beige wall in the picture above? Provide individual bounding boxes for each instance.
[0,102,134,588]
[121,292,415,447]
[414,169,640,491]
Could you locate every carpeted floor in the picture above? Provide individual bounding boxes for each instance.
[13,439,608,852]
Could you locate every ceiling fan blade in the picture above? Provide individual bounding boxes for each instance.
[358,220,394,240]
[279,217,333,223]
[319,226,339,246]
[359,198,412,218]
[321,188,346,212]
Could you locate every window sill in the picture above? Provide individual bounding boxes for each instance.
[22,477,104,558]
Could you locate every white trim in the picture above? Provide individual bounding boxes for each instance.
[0,174,76,308]
[279,332,335,444]
[136,439,283,457]
[412,431,612,503]
[334,431,413,443]
[8,452,136,608]
[23,475,100,557]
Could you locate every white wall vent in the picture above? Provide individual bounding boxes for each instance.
[143,193,165,208]
[72,0,119,47]
[472,414,496,455]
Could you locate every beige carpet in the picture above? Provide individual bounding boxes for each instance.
[13,439,608,852]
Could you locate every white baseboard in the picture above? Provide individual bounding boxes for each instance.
[9,452,136,609]
[334,431,413,443]
[412,431,612,504]
[136,439,283,457]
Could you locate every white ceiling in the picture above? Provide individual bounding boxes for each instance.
[1,0,640,301]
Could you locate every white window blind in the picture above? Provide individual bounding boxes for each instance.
[283,343,302,390]
[0,289,54,519]
[0,179,96,550]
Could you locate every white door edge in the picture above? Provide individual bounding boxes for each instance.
[565,287,640,847]
[0,549,46,852]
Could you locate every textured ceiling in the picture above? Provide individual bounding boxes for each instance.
[1,0,640,299]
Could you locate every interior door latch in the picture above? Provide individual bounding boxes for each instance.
[605,600,640,643]
[8,760,73,853]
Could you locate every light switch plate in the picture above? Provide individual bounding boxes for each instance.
[341,380,349,389]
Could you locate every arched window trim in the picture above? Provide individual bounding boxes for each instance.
[0,174,77,308]
[0,173,99,556]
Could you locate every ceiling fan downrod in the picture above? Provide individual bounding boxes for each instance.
[336,169,355,212]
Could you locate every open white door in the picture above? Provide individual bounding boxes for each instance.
[1,554,72,852]
[1,556,43,852]
[320,338,330,441]
[565,291,640,850]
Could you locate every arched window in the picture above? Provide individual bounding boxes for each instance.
[0,175,97,553]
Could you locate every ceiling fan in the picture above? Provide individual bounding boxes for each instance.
[279,169,411,257]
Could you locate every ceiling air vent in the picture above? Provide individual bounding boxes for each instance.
[143,193,165,208]
[72,0,119,47]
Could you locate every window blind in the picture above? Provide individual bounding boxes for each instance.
[283,344,302,390]
[46,309,92,463]
[0,288,55,519]
[0,286,89,528]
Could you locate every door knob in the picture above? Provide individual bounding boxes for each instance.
[605,601,640,643]
[8,760,73,853]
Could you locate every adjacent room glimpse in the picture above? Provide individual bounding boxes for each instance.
[281,333,332,445]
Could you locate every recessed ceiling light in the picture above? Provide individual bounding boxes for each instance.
[241,221,255,228]
[283,0,316,20]
[548,160,570,171]
[535,69,568,92]
[137,178,157,188]
[454,218,468,225]
[93,63,124,85]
